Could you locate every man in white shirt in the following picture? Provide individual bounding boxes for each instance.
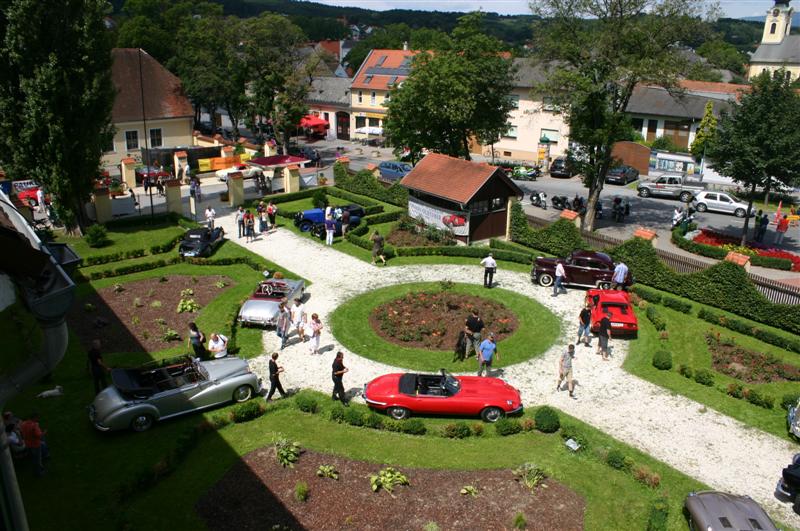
[553,261,567,296]
[207,333,228,358]
[36,188,46,213]
[205,206,216,229]
[291,298,307,342]
[480,253,497,288]
[612,261,629,290]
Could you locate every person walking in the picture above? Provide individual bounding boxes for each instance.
[331,351,348,405]
[477,333,498,377]
[244,210,255,243]
[611,261,628,290]
[291,298,307,342]
[207,332,228,358]
[324,217,335,246]
[371,230,386,265]
[20,413,48,476]
[235,206,245,239]
[464,309,485,359]
[577,303,592,347]
[187,322,206,359]
[556,344,576,399]
[308,313,323,354]
[480,253,497,288]
[87,339,109,394]
[276,302,292,350]
[775,214,790,246]
[205,206,216,229]
[596,311,612,361]
[341,209,350,237]
[553,261,567,296]
[266,353,287,401]
[267,201,277,229]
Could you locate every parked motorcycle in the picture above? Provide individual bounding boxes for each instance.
[551,195,570,210]
[512,165,541,181]
[529,190,547,210]
[611,197,630,222]
[671,208,695,230]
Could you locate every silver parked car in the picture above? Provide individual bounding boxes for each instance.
[691,191,754,218]
[789,398,800,440]
[89,356,261,432]
[238,276,305,327]
[684,491,778,531]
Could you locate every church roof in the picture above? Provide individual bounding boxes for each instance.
[750,35,800,64]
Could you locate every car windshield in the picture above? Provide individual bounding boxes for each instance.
[443,371,461,395]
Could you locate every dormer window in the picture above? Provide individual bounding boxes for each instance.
[364,75,373,84]
[376,55,387,66]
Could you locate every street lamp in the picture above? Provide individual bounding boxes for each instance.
[137,48,154,218]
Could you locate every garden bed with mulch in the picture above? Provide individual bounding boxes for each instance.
[385,227,454,248]
[369,290,517,350]
[67,275,234,353]
[707,331,800,383]
[197,449,585,531]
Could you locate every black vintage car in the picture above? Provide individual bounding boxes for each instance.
[293,204,366,232]
[531,250,633,289]
[178,227,225,258]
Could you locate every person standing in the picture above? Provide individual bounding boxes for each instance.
[611,261,628,290]
[596,311,612,361]
[291,298,307,342]
[276,302,292,350]
[195,178,202,202]
[189,178,197,200]
[553,261,567,296]
[266,353,287,401]
[480,253,497,288]
[205,206,216,229]
[187,322,206,359]
[207,333,228,358]
[775,214,790,246]
[477,333,498,377]
[757,212,770,242]
[267,201,277,229]
[325,204,333,220]
[331,351,348,404]
[235,206,245,238]
[184,161,191,183]
[556,344,576,399]
[753,210,763,240]
[324,217,336,246]
[245,210,255,243]
[308,313,323,354]
[371,230,386,265]
[20,413,48,476]
[341,209,350,237]
[36,188,46,213]
[87,339,109,394]
[464,309,485,359]
[577,303,592,347]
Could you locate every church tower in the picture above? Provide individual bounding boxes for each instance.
[762,0,794,44]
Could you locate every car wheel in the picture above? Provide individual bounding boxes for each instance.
[538,273,554,287]
[678,192,693,203]
[130,414,154,432]
[387,406,410,421]
[299,220,313,232]
[481,407,504,423]
[233,385,253,403]
[695,203,707,212]
[598,281,612,290]
[638,188,650,198]
[734,208,746,218]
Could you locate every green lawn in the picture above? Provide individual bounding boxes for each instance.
[330,282,561,371]
[57,222,186,260]
[626,296,800,441]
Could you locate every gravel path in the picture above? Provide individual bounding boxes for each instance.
[218,213,800,527]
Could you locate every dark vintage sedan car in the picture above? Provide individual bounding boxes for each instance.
[238,275,305,327]
[178,227,225,257]
[293,204,365,232]
[89,356,261,432]
[364,369,522,423]
[549,157,575,178]
[531,250,633,290]
[684,491,778,531]
[378,161,412,182]
[605,165,639,185]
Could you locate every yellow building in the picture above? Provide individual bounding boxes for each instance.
[102,48,194,171]
[748,0,800,80]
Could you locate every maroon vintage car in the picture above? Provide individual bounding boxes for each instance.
[364,369,522,423]
[531,250,633,290]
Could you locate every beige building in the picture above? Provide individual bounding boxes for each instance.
[748,0,800,80]
[102,48,194,170]
[349,48,415,136]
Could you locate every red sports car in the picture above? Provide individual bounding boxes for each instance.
[363,369,523,423]
[586,289,638,337]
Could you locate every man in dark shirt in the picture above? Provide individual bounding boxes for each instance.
[87,339,109,394]
[341,209,350,236]
[331,351,348,405]
[464,310,485,359]
[266,352,287,400]
[577,303,592,347]
[596,312,612,361]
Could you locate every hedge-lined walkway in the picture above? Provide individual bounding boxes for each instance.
[215,211,800,528]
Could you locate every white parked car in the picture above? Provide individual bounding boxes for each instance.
[691,191,754,218]
[215,164,261,182]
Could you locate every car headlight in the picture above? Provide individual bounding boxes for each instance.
[507,400,513,406]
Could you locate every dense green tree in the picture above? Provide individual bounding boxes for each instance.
[706,70,800,244]
[116,15,173,62]
[690,101,717,163]
[0,0,115,231]
[697,39,747,75]
[529,0,709,230]
[385,12,515,161]
[272,74,309,155]
[344,24,452,72]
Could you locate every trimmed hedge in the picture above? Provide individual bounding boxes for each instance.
[672,227,793,271]
[645,306,666,331]
[533,406,560,433]
[697,307,800,354]
[78,255,268,282]
[334,163,408,206]
[652,351,672,370]
[509,201,588,258]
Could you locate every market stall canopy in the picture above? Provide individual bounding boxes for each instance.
[299,115,328,128]
[354,126,383,135]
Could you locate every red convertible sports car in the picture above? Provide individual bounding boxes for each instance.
[363,369,522,423]
[586,289,638,337]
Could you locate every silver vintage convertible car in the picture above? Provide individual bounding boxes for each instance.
[88,356,261,432]
[238,274,305,327]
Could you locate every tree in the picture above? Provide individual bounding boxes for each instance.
[690,101,717,163]
[385,12,516,161]
[530,0,711,230]
[706,69,800,245]
[697,39,747,75]
[0,0,115,232]
[272,74,309,155]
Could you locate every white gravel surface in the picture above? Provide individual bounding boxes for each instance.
[217,211,800,527]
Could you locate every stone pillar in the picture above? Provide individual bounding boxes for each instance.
[505,197,514,240]
[121,158,137,190]
[365,163,381,179]
[283,165,301,193]
[264,141,277,156]
[189,195,198,221]
[173,151,188,180]
[93,188,112,224]
[633,227,659,247]
[221,145,234,158]
[560,209,581,229]
[228,172,244,207]
[165,178,183,215]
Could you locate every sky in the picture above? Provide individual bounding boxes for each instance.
[312,0,779,19]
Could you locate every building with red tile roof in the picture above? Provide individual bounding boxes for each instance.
[399,153,522,243]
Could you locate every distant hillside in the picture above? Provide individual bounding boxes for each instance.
[742,12,800,27]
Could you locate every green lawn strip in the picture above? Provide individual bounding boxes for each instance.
[627,303,799,441]
[0,302,42,377]
[387,254,531,273]
[57,223,186,260]
[330,282,561,371]
[122,397,704,531]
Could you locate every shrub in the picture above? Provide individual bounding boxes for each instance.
[471,423,484,437]
[509,202,587,257]
[727,383,744,399]
[661,295,692,314]
[316,464,339,480]
[631,285,662,304]
[521,418,536,432]
[606,449,627,470]
[311,188,328,208]
[400,418,426,435]
[495,418,523,436]
[85,224,111,248]
[330,404,346,423]
[295,393,320,414]
[645,306,667,331]
[275,438,301,468]
[512,512,527,530]
[343,407,365,427]
[150,300,162,308]
[460,485,479,497]
[697,307,800,354]
[161,328,180,342]
[678,364,694,379]
[209,413,231,429]
[512,462,547,491]
[652,350,672,370]
[370,467,409,493]
[559,424,589,450]
[781,392,800,410]
[294,481,309,502]
[646,498,669,531]
[231,401,264,423]
[694,368,715,387]
[176,298,200,313]
[382,419,404,432]
[442,422,472,439]
[363,412,384,430]
[743,388,774,409]
[534,406,560,433]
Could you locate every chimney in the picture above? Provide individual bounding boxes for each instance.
[402,41,409,51]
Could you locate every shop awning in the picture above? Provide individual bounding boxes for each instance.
[299,115,328,128]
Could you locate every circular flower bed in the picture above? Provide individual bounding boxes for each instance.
[370,290,517,350]
[693,228,800,271]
